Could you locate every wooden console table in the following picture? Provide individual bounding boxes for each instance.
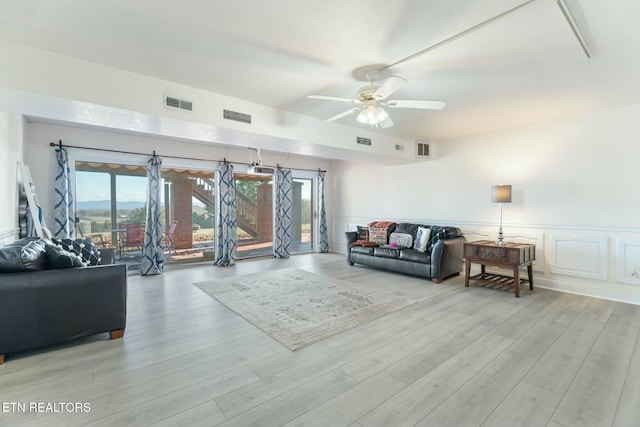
[464,240,535,298]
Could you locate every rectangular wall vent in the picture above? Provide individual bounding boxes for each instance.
[223,109,251,124]
[165,96,193,111]
[357,137,372,146]
[395,144,404,151]
[416,141,431,159]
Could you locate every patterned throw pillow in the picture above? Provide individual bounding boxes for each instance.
[389,232,413,249]
[356,226,369,241]
[427,226,463,253]
[414,227,431,252]
[368,227,389,244]
[50,237,101,266]
[45,244,86,269]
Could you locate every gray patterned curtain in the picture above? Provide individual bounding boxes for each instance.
[274,167,293,259]
[215,161,237,266]
[141,155,164,276]
[318,170,329,253]
[54,146,75,238]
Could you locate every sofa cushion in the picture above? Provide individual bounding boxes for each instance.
[50,237,101,266]
[351,246,375,255]
[414,227,431,252]
[45,244,87,269]
[374,247,401,259]
[389,232,413,249]
[0,237,51,273]
[399,249,432,264]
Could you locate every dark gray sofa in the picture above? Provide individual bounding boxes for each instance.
[346,223,465,283]
[0,237,127,364]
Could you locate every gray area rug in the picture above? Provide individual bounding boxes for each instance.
[194,268,415,350]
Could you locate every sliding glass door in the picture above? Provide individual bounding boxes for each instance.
[75,162,157,268]
[74,157,320,265]
[291,177,313,254]
[235,172,273,259]
[75,161,216,268]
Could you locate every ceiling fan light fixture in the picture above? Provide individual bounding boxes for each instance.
[309,72,443,128]
[357,104,388,126]
[357,108,369,124]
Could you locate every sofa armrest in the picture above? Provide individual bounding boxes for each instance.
[430,236,466,281]
[345,232,358,264]
[345,232,358,251]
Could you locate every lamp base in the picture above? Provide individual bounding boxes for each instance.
[495,239,508,246]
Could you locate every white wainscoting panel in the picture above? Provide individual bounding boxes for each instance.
[616,238,640,285]
[460,228,490,243]
[549,235,608,280]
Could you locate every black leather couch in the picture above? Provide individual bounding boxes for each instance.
[346,223,466,283]
[0,237,127,364]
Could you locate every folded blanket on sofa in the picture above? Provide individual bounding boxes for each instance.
[368,221,397,229]
[350,240,379,248]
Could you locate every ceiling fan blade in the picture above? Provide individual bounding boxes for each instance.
[379,115,394,128]
[325,108,360,123]
[386,99,446,110]
[308,95,361,104]
[374,76,408,100]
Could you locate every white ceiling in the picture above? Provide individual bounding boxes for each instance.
[1,0,639,141]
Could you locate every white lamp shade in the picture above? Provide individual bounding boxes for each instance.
[492,185,512,203]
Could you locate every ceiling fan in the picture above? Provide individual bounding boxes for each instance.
[308,74,445,128]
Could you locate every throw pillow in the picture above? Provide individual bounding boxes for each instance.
[427,226,463,253]
[389,232,413,249]
[50,237,101,266]
[414,227,431,252]
[356,226,369,241]
[45,244,86,269]
[368,227,389,244]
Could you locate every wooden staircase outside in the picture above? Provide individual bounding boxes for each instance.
[190,177,258,238]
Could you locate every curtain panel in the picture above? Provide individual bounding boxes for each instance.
[54,147,75,239]
[318,170,329,253]
[141,155,164,275]
[274,167,293,258]
[215,162,237,266]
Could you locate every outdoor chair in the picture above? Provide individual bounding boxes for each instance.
[119,223,145,255]
[163,220,178,254]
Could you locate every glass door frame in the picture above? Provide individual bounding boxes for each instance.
[230,165,321,257]
[290,170,317,254]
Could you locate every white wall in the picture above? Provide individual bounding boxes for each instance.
[0,39,413,165]
[329,102,640,304]
[0,110,23,245]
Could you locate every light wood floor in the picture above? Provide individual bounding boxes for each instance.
[2,253,640,427]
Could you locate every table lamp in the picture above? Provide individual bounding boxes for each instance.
[492,184,512,245]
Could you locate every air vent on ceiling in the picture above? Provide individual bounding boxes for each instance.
[416,141,431,159]
[165,96,193,111]
[224,109,252,124]
[395,144,404,151]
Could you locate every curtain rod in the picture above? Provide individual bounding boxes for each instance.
[49,141,327,173]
